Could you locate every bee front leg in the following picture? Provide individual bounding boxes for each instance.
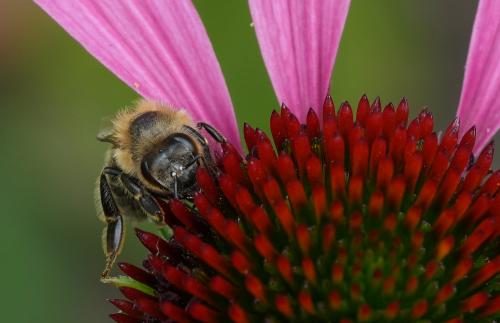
[182,125,221,179]
[183,125,209,146]
[197,122,227,143]
[99,172,125,279]
[183,124,213,160]
[106,168,164,223]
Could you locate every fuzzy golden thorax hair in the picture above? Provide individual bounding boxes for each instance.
[110,100,194,177]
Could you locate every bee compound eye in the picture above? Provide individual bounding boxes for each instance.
[141,133,199,191]
[140,159,161,188]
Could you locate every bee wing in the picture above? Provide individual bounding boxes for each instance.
[96,116,116,143]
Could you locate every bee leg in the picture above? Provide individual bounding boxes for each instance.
[103,166,122,176]
[99,172,125,279]
[183,125,209,146]
[185,155,201,169]
[467,154,475,171]
[182,125,220,177]
[103,167,164,221]
[183,124,214,161]
[197,122,227,143]
[118,172,164,223]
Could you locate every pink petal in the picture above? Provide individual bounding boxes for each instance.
[457,0,500,154]
[34,0,240,146]
[248,0,350,121]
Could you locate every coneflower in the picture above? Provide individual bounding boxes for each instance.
[35,0,499,322]
[108,96,498,322]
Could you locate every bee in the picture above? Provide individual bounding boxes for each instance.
[96,100,225,279]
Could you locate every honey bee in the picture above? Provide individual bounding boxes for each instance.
[96,100,225,279]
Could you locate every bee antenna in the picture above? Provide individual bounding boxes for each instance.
[171,172,179,199]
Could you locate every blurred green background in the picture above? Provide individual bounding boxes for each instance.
[1,1,491,322]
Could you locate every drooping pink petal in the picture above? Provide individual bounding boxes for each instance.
[34,0,240,146]
[248,0,351,121]
[457,0,500,154]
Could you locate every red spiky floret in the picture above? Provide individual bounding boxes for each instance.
[108,95,499,322]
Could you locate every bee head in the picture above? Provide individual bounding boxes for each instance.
[140,133,199,196]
